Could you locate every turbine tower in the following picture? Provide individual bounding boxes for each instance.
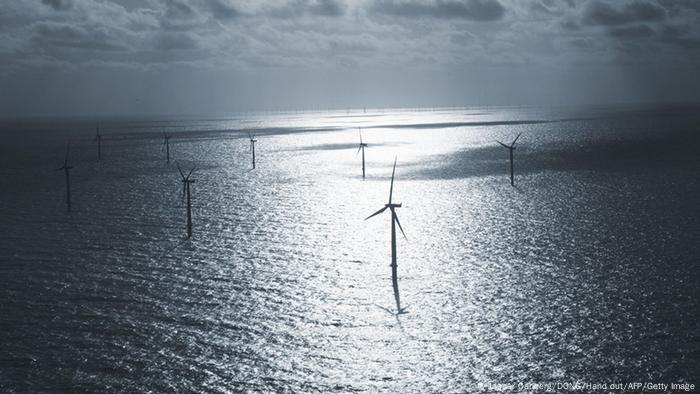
[356,128,368,179]
[177,163,195,238]
[496,132,522,186]
[56,144,74,212]
[366,157,408,314]
[249,133,257,169]
[95,123,102,161]
[162,131,171,164]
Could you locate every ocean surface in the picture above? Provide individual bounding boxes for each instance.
[0,106,699,392]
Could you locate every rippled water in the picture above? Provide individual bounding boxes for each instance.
[1,106,699,392]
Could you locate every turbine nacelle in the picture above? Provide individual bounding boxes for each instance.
[56,143,72,170]
[365,157,407,240]
[495,132,522,150]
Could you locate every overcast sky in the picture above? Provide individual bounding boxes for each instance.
[1,0,699,116]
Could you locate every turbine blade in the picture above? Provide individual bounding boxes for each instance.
[186,166,195,179]
[496,140,509,149]
[176,163,185,179]
[511,132,522,146]
[359,127,363,144]
[393,212,407,240]
[356,145,362,156]
[365,206,387,220]
[388,156,397,204]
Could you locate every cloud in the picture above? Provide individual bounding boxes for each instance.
[1,0,699,80]
[265,0,346,18]
[371,0,505,21]
[207,0,240,20]
[41,0,72,11]
[153,31,201,50]
[658,23,700,49]
[583,1,666,26]
[32,21,126,51]
[607,24,655,39]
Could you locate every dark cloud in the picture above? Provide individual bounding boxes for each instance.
[32,21,125,51]
[41,0,72,11]
[560,18,580,31]
[658,24,700,49]
[371,0,505,21]
[309,0,345,16]
[565,37,596,51]
[607,24,655,39]
[583,1,666,26]
[160,0,203,30]
[207,0,239,20]
[154,32,200,51]
[267,0,345,18]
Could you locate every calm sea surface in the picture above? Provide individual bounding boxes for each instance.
[1,106,699,392]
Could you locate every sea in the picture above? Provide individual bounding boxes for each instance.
[0,105,698,392]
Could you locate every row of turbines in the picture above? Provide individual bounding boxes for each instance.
[55,124,524,314]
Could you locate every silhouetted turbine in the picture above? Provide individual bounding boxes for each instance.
[177,163,195,238]
[249,133,257,169]
[55,144,74,212]
[366,157,408,314]
[356,127,368,179]
[162,131,171,163]
[496,132,522,186]
[95,123,102,161]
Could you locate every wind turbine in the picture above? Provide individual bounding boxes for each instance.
[95,123,102,161]
[162,131,171,163]
[177,163,195,238]
[56,144,74,212]
[366,157,408,314]
[356,127,368,179]
[248,132,257,169]
[496,132,522,186]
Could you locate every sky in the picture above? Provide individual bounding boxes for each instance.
[1,0,699,117]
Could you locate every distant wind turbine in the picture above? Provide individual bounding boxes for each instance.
[366,157,408,314]
[95,123,102,161]
[249,132,257,169]
[496,132,522,186]
[177,163,195,238]
[162,131,171,163]
[56,144,74,212]
[356,127,368,179]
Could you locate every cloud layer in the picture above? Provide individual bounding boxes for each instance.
[0,0,699,115]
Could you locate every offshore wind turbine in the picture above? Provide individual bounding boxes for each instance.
[95,123,102,161]
[248,132,257,169]
[496,132,522,186]
[177,163,195,238]
[56,144,74,212]
[366,157,408,314]
[162,131,171,164]
[356,127,368,179]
